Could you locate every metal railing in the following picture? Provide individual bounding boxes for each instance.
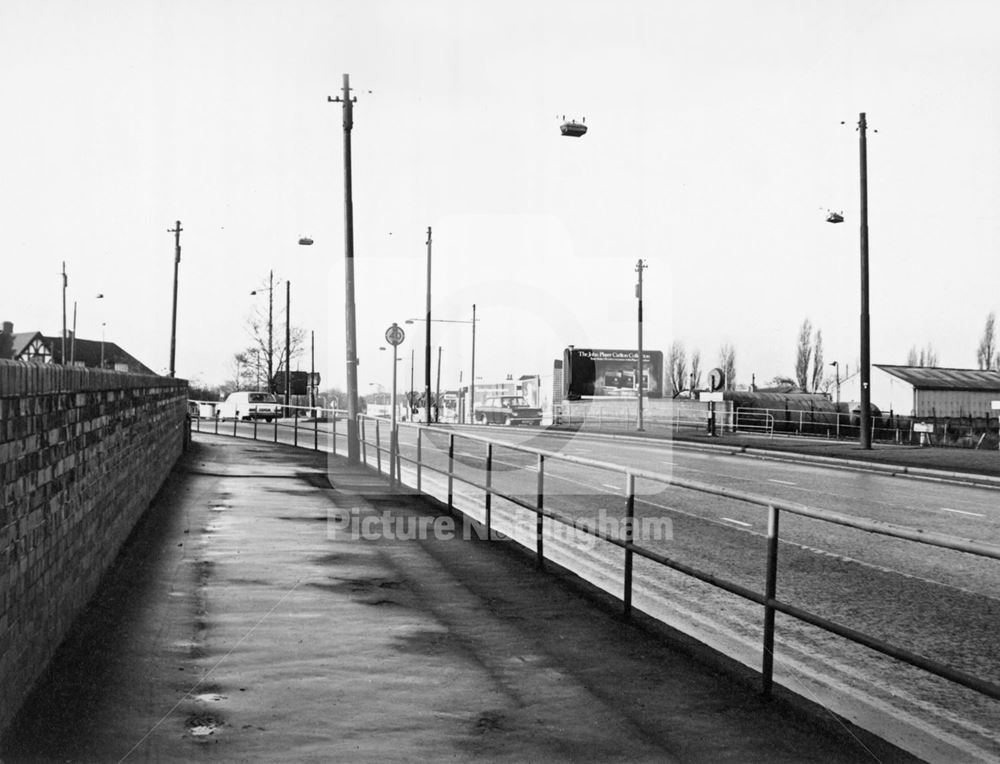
[190,404,1000,703]
[356,414,1000,702]
[189,400,348,454]
[732,407,775,436]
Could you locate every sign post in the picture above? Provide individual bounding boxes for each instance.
[385,323,405,484]
[993,401,1000,451]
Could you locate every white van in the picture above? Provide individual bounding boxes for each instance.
[218,391,280,421]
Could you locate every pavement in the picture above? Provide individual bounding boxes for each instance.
[1,433,926,763]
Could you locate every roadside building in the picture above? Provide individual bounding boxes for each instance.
[0,321,155,374]
[872,365,1000,418]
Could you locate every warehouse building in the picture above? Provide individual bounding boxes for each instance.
[873,365,1000,418]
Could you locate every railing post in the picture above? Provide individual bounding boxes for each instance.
[253,416,258,441]
[447,433,455,513]
[485,442,494,539]
[233,417,238,438]
[294,408,299,447]
[536,454,545,570]
[273,414,278,444]
[389,424,397,487]
[332,413,338,456]
[361,417,368,465]
[762,503,780,695]
[375,419,382,474]
[416,428,423,492]
[214,415,219,435]
[624,472,635,618]
[314,413,319,451]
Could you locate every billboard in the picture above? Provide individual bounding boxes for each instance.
[563,348,664,399]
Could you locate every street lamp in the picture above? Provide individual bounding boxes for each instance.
[406,307,478,423]
[250,270,274,393]
[168,221,182,377]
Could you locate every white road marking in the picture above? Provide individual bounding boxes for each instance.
[721,517,752,527]
[939,507,985,517]
[768,479,797,486]
[601,483,620,490]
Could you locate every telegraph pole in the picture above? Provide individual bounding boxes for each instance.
[168,220,182,377]
[858,113,872,449]
[285,280,291,411]
[636,259,647,432]
[435,345,442,423]
[470,303,477,424]
[61,262,67,364]
[267,270,274,391]
[424,226,433,424]
[329,75,361,461]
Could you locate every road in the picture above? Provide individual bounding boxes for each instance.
[192,416,1000,762]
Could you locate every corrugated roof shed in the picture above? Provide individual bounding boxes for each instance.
[875,365,1000,392]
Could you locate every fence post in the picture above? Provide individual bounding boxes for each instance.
[536,454,545,570]
[624,472,635,618]
[416,428,423,492]
[332,413,338,456]
[762,503,780,696]
[447,433,455,513]
[214,415,219,435]
[273,414,278,444]
[361,417,367,465]
[375,419,382,475]
[485,442,494,539]
[314,413,319,451]
[233,417,238,438]
[294,409,299,447]
[253,417,258,441]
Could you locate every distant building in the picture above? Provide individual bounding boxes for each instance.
[0,321,156,375]
[873,365,1000,418]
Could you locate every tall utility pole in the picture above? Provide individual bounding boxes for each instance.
[635,259,647,432]
[470,303,477,424]
[329,74,361,462]
[168,220,182,377]
[61,262,68,364]
[310,330,316,409]
[424,226,433,424]
[858,113,872,449]
[435,345,442,423]
[267,270,274,391]
[285,280,291,411]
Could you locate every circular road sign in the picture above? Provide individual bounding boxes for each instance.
[385,323,405,346]
[708,367,725,392]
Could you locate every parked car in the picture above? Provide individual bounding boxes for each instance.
[475,395,542,426]
[217,391,280,421]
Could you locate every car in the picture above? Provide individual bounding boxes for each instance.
[217,391,280,422]
[475,395,542,426]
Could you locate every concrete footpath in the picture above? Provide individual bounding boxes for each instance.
[1,434,917,763]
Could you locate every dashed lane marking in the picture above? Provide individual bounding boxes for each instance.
[768,479,797,486]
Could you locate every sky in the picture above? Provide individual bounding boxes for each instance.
[2,0,999,395]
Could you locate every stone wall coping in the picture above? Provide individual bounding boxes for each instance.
[0,359,188,397]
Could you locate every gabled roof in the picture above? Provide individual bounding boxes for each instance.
[10,331,44,358]
[875,365,1000,392]
[11,332,156,375]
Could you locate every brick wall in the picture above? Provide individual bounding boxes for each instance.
[0,360,188,734]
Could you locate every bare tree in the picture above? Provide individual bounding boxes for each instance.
[690,350,702,391]
[977,312,998,370]
[667,341,687,397]
[906,346,919,366]
[245,305,307,391]
[810,330,824,392]
[794,319,813,391]
[718,343,736,391]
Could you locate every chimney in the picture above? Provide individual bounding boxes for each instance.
[0,321,13,359]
